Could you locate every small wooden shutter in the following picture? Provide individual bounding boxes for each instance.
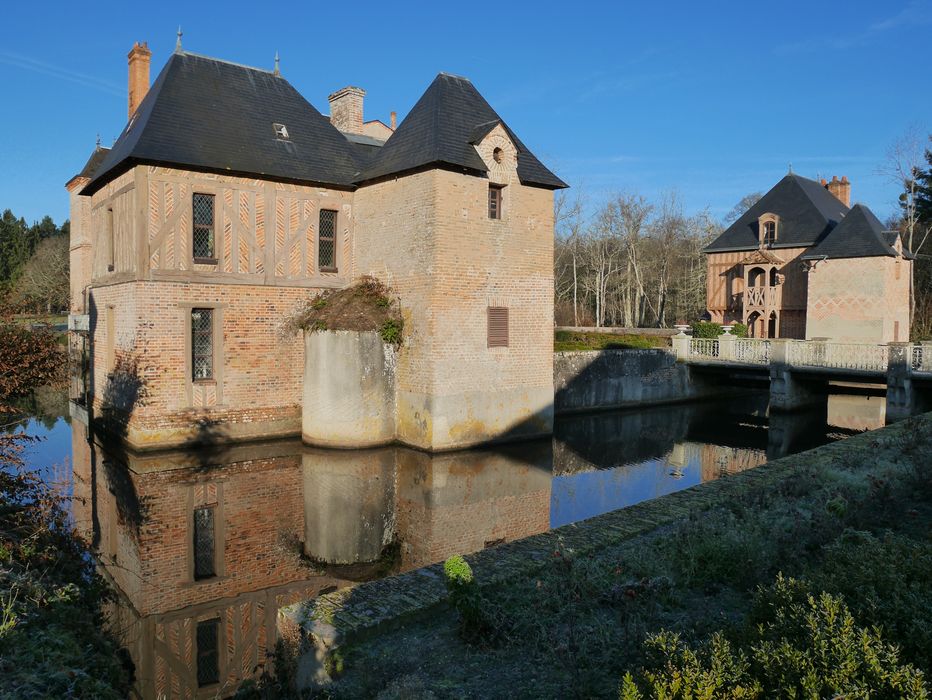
[488,307,509,347]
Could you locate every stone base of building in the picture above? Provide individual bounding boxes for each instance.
[91,401,302,451]
[303,330,554,452]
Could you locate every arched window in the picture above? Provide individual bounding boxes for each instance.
[769,268,779,286]
[758,214,779,246]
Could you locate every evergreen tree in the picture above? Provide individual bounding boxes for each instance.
[916,139,932,225]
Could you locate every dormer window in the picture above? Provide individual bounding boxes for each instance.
[273,123,289,140]
[758,214,779,246]
[763,221,776,245]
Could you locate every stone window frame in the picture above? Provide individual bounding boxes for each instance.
[318,208,339,273]
[105,207,115,272]
[758,213,779,246]
[179,302,225,407]
[185,482,226,585]
[488,184,505,220]
[195,616,223,688]
[192,191,219,265]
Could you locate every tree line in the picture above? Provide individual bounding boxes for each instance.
[0,210,70,315]
[554,190,722,328]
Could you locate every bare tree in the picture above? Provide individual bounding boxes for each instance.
[879,124,931,255]
[13,236,69,313]
[723,192,763,224]
[554,189,586,326]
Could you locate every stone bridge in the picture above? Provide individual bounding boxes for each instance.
[671,330,932,420]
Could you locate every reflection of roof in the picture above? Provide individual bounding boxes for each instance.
[802,203,907,260]
[737,249,785,265]
[706,174,848,252]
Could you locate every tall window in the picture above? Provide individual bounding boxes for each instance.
[762,220,776,245]
[191,308,213,381]
[488,306,509,347]
[196,618,220,686]
[489,185,503,219]
[318,209,337,271]
[106,208,114,271]
[193,505,216,579]
[192,193,216,261]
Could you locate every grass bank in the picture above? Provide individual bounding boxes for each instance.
[554,330,668,352]
[292,416,932,699]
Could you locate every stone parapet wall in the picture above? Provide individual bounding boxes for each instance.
[554,349,714,413]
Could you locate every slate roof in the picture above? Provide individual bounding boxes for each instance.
[357,73,567,189]
[802,203,902,260]
[705,174,849,252]
[72,145,110,183]
[83,51,362,194]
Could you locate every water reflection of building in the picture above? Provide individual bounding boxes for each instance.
[71,418,552,699]
[67,390,882,698]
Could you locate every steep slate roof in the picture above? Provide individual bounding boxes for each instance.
[356,73,567,189]
[83,51,362,194]
[802,203,902,260]
[705,174,849,252]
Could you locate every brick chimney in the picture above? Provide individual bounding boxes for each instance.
[328,86,365,135]
[824,175,851,207]
[127,41,152,118]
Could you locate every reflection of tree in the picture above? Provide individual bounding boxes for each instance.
[2,385,71,434]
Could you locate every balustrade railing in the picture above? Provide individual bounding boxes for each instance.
[743,286,780,308]
[734,338,771,364]
[912,344,925,372]
[787,341,889,373]
[689,338,719,359]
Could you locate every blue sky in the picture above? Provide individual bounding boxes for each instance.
[3,0,930,225]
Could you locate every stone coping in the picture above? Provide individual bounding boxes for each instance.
[280,415,920,647]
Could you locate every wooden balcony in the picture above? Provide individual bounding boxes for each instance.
[743,285,781,310]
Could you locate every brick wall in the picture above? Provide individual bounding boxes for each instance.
[87,280,308,447]
[353,144,556,449]
[805,256,911,342]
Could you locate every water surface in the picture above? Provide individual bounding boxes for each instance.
[18,388,885,698]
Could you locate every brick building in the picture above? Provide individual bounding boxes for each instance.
[67,42,565,450]
[704,173,911,341]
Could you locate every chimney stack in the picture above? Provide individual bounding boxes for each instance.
[390,111,397,130]
[824,175,851,207]
[127,41,152,118]
[328,86,366,135]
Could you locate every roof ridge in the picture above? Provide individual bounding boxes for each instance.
[178,50,279,76]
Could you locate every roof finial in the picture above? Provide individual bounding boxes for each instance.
[788,162,793,174]
[95,133,101,150]
[274,50,280,76]
[175,26,183,53]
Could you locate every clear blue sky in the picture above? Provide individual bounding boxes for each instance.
[3,0,930,226]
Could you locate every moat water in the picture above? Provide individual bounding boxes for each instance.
[18,387,887,698]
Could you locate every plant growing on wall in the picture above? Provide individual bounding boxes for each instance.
[283,276,404,347]
[691,321,722,338]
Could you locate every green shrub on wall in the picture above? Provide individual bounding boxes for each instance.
[691,321,722,338]
[690,321,748,338]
